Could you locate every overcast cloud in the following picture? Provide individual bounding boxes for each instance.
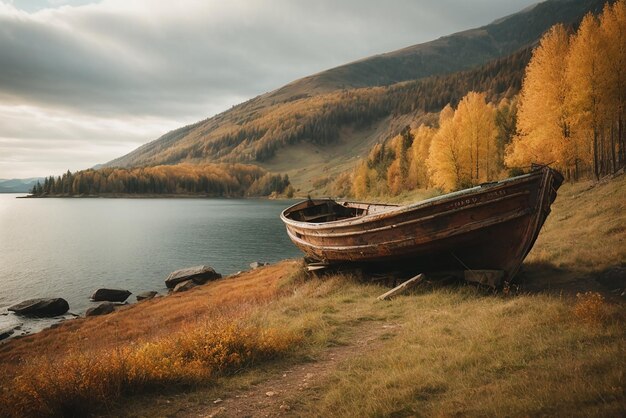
[0,0,534,178]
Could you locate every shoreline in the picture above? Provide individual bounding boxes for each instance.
[0,260,293,343]
[18,193,300,200]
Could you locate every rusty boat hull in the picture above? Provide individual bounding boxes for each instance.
[280,167,564,281]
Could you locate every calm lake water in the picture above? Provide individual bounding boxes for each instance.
[0,194,302,334]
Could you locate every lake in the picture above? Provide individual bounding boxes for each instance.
[0,194,302,335]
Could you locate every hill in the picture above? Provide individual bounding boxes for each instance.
[1,173,624,417]
[104,0,607,192]
[0,178,44,193]
[270,0,604,94]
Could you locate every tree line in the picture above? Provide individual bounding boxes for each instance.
[350,92,514,196]
[506,0,626,180]
[29,164,292,197]
[342,0,625,198]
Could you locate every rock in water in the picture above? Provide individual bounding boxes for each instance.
[8,298,69,317]
[165,265,221,289]
[136,291,158,301]
[250,261,269,269]
[172,280,196,293]
[91,288,132,302]
[0,324,19,340]
[85,302,116,317]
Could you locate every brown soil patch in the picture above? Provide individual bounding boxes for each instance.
[181,321,397,418]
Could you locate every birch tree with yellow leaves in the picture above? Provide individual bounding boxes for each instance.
[427,94,499,192]
[600,0,626,170]
[505,24,572,173]
[506,0,626,179]
[566,13,604,179]
[455,92,499,183]
[427,105,464,191]
[407,124,436,189]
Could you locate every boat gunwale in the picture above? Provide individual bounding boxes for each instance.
[285,206,534,253]
[280,171,540,230]
[290,190,532,239]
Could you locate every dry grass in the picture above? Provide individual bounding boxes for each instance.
[0,262,302,417]
[293,288,624,417]
[0,262,300,376]
[526,175,626,271]
[1,317,297,417]
[120,269,621,418]
[573,291,611,323]
[1,177,624,417]
[279,175,625,417]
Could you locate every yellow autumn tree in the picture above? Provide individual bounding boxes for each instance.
[455,91,499,184]
[505,24,572,172]
[566,13,605,179]
[407,124,435,189]
[427,93,499,192]
[599,0,626,170]
[386,160,402,195]
[352,161,370,199]
[495,97,518,165]
[427,105,465,191]
[385,126,414,195]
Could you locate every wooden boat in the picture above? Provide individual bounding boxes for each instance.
[280,166,564,283]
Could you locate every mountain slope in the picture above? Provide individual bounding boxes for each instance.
[105,0,607,188]
[268,0,606,97]
[0,178,43,193]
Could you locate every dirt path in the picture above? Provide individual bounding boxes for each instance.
[184,322,399,418]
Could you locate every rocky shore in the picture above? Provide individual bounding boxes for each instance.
[0,260,271,341]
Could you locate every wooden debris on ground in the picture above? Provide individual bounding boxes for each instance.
[305,262,330,272]
[377,274,425,301]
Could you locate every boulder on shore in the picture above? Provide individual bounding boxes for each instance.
[172,280,196,293]
[8,298,69,317]
[136,291,158,301]
[85,302,116,317]
[165,265,221,289]
[90,288,131,302]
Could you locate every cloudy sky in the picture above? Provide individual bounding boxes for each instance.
[0,0,534,179]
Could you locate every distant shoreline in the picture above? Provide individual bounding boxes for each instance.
[18,193,298,200]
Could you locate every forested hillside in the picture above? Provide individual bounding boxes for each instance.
[344,0,625,199]
[105,0,606,185]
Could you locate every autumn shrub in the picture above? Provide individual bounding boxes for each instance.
[0,318,298,418]
[573,291,609,323]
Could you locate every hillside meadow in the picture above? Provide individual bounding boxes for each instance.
[0,173,624,417]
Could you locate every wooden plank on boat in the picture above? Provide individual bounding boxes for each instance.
[377,274,425,301]
[464,270,504,288]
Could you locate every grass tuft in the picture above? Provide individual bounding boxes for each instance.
[573,291,609,324]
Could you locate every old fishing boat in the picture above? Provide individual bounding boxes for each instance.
[280,166,563,284]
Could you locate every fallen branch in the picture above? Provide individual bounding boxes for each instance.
[377,274,425,301]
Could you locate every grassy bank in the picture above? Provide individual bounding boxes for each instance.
[0,175,624,417]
